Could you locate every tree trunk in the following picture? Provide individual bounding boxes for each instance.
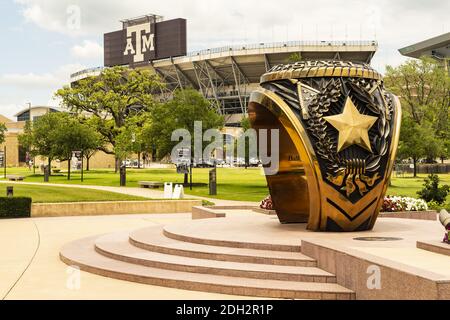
[413,158,418,178]
[115,157,119,173]
[138,152,141,169]
[86,155,90,171]
[67,158,71,180]
[48,158,51,176]
[184,173,188,185]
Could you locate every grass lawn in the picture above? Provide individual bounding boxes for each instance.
[2,167,269,202]
[2,167,450,206]
[387,175,450,208]
[0,184,148,203]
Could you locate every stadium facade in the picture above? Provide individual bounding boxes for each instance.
[0,14,379,168]
[71,14,378,127]
[399,32,450,72]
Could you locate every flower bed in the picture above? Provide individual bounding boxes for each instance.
[259,195,436,220]
[380,196,436,221]
[260,195,274,211]
[382,196,428,212]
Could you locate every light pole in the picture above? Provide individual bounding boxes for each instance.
[26,102,36,174]
[3,146,6,179]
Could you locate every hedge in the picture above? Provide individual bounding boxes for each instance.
[0,197,32,218]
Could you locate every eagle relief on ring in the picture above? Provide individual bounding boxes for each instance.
[261,61,394,203]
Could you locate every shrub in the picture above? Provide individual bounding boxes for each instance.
[0,197,32,218]
[417,174,450,205]
[427,200,444,211]
[202,200,215,207]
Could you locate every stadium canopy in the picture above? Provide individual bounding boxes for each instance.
[71,40,378,124]
[399,32,450,59]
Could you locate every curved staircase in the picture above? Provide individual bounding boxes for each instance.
[60,225,355,300]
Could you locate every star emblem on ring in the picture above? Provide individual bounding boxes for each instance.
[324,97,378,153]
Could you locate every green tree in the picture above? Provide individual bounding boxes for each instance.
[144,89,224,159]
[74,116,105,171]
[385,56,449,126]
[397,117,443,177]
[18,121,34,162]
[0,122,6,145]
[287,53,303,64]
[55,66,163,171]
[240,116,251,131]
[53,114,103,180]
[143,89,224,183]
[19,112,102,180]
[19,113,60,174]
[385,57,450,167]
[115,117,146,168]
[234,116,255,169]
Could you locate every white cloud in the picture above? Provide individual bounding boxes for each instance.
[0,104,25,120]
[15,0,81,36]
[2,1,447,121]
[13,0,449,71]
[71,40,103,59]
[0,72,58,88]
[0,63,86,118]
[0,64,86,89]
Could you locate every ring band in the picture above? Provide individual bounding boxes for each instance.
[249,60,401,232]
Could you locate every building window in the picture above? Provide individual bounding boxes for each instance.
[18,146,27,163]
[17,111,30,122]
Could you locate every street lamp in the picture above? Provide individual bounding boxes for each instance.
[26,103,36,174]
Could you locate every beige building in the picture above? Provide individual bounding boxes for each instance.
[0,114,24,167]
[1,106,247,170]
[0,106,116,169]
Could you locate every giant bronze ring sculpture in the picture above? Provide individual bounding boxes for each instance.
[249,61,401,232]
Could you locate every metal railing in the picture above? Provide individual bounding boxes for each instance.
[186,40,377,57]
[394,163,450,175]
[70,40,378,80]
[70,66,105,81]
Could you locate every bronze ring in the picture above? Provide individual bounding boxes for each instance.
[249,60,401,232]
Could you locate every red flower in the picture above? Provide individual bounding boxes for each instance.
[260,195,274,210]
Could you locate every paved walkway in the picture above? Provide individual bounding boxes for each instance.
[0,180,259,207]
[0,180,260,299]
[0,213,261,300]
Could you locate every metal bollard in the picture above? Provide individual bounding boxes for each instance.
[120,165,126,187]
[6,186,13,197]
[209,168,217,196]
[44,166,50,182]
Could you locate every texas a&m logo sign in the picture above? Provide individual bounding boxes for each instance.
[123,23,155,63]
[104,16,187,67]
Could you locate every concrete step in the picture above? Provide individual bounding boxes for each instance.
[61,236,355,300]
[130,226,316,267]
[163,224,302,252]
[96,232,335,283]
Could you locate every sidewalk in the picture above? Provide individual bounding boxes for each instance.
[0,180,259,207]
[0,214,258,300]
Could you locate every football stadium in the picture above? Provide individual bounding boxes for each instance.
[70,14,378,127]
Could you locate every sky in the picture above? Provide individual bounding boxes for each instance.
[0,0,448,119]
